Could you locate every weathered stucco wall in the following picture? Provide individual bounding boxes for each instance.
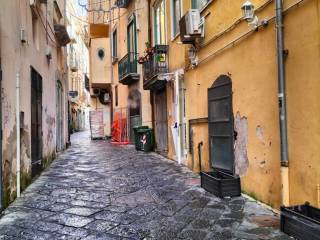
[90,38,112,85]
[0,0,68,206]
[284,0,320,206]
[111,0,152,131]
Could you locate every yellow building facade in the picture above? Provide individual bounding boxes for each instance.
[113,0,320,209]
[110,0,152,142]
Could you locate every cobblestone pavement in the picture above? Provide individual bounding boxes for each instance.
[0,131,291,240]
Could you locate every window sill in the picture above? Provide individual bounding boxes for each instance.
[199,0,213,14]
[171,32,180,42]
[112,57,118,65]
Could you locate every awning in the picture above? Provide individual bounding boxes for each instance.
[54,24,71,46]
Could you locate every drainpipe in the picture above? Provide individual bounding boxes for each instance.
[175,72,182,164]
[317,184,320,208]
[0,57,3,210]
[276,0,289,206]
[16,73,21,198]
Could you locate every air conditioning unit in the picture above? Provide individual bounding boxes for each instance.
[92,88,100,96]
[103,93,110,102]
[186,10,201,36]
[179,9,203,44]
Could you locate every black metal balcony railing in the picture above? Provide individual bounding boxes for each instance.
[143,45,169,90]
[118,52,139,85]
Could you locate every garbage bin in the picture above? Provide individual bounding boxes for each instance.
[133,126,149,150]
[137,128,154,152]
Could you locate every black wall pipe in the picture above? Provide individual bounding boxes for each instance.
[198,141,203,173]
[0,56,2,210]
[276,0,289,166]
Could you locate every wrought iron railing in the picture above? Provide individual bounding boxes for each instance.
[118,52,138,81]
[143,45,169,84]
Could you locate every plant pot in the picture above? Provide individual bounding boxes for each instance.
[280,203,320,240]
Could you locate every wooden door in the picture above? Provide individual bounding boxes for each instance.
[31,68,42,176]
[154,88,168,154]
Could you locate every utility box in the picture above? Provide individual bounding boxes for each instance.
[280,203,320,240]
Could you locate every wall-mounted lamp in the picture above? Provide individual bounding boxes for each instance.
[241,0,259,27]
[188,46,198,69]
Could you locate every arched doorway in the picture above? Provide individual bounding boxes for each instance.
[128,89,141,142]
[208,75,234,173]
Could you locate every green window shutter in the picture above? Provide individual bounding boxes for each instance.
[191,0,197,8]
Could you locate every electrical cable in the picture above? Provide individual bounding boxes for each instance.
[195,0,309,68]
[35,7,58,46]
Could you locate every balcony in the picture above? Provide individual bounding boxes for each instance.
[118,52,139,85]
[143,45,169,90]
[54,24,70,46]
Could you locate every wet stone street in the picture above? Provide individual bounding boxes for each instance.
[0,132,290,240]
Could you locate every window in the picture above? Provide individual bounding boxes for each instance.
[171,0,181,38]
[112,29,117,59]
[154,0,166,45]
[191,0,210,10]
[97,48,105,60]
[127,15,137,53]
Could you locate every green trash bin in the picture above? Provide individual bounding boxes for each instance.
[133,126,149,150]
[137,128,154,152]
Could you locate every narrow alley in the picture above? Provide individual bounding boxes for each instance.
[0,132,288,240]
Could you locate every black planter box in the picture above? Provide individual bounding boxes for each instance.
[200,170,241,198]
[280,203,320,240]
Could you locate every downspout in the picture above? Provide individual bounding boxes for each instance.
[276,0,289,206]
[16,73,21,198]
[109,0,114,130]
[147,0,155,131]
[0,48,3,210]
[175,72,182,164]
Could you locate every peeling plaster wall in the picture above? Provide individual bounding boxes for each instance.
[234,112,249,177]
[181,0,320,208]
[0,0,68,206]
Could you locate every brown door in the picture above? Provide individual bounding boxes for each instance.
[31,67,42,177]
[154,88,168,155]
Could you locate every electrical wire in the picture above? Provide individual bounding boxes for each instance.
[35,7,58,46]
[195,0,309,68]
[200,0,274,48]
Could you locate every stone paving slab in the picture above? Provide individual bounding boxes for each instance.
[0,132,292,240]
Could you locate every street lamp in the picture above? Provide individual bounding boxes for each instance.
[241,0,259,27]
[241,0,255,21]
